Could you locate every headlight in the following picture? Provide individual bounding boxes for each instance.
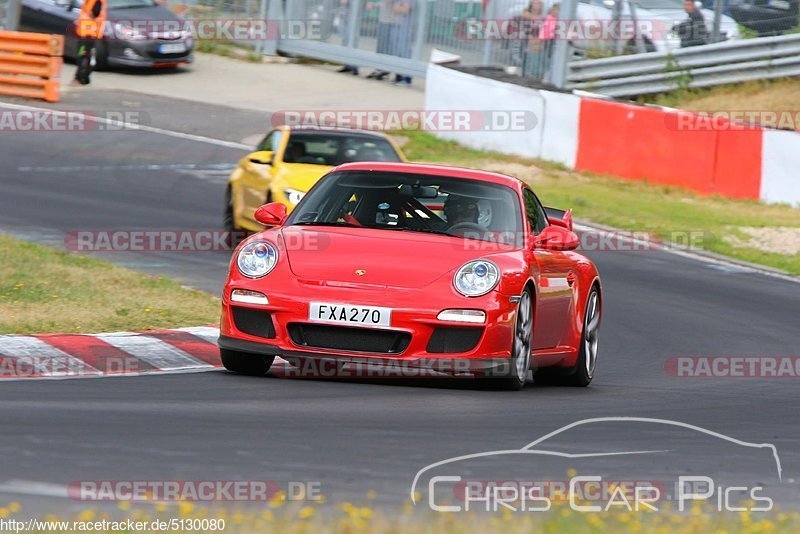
[453,260,499,297]
[237,241,278,278]
[114,23,147,41]
[284,188,305,205]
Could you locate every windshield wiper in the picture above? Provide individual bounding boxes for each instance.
[388,227,453,236]
[293,221,359,228]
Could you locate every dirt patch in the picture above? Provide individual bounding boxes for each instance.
[724,227,800,256]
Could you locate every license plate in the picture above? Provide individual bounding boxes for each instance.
[309,302,391,328]
[159,42,186,54]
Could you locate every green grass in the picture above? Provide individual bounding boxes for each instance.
[395,130,800,275]
[0,235,219,334]
[637,77,800,112]
[194,40,263,63]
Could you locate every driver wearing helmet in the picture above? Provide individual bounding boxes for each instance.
[443,194,480,228]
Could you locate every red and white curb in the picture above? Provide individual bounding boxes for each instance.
[0,327,232,380]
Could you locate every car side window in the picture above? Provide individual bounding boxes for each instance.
[523,189,548,235]
[256,130,282,152]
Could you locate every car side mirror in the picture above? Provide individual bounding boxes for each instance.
[534,225,580,251]
[248,150,274,166]
[254,202,287,227]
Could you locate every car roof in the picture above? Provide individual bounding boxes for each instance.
[332,162,524,189]
[278,125,391,140]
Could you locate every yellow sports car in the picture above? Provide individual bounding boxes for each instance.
[225,126,406,234]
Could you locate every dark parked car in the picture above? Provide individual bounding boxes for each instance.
[20,0,194,68]
[729,0,799,35]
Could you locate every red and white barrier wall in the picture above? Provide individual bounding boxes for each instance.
[425,63,800,206]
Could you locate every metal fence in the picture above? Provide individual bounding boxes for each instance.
[1,0,21,30]
[161,0,770,90]
[568,32,800,97]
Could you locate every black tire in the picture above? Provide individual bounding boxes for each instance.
[220,349,274,376]
[536,286,600,387]
[224,187,246,249]
[481,289,533,391]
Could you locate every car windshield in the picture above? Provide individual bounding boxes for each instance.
[107,0,157,8]
[631,0,685,9]
[282,133,401,166]
[285,171,523,244]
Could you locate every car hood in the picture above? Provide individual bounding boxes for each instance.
[107,5,183,24]
[640,8,740,33]
[281,226,514,289]
[275,163,333,192]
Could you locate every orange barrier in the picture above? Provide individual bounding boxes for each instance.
[0,31,64,103]
[575,98,762,200]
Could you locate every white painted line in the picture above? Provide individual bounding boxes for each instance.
[0,101,251,151]
[0,336,100,377]
[177,326,220,345]
[0,480,69,498]
[17,163,236,173]
[91,332,208,370]
[0,366,223,382]
[574,223,800,286]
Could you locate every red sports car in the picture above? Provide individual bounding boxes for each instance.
[218,162,601,390]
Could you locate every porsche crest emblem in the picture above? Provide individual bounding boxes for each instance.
[355,269,367,276]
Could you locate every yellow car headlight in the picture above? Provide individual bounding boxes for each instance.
[284,188,306,205]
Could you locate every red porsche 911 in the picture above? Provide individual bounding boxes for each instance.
[218,162,601,390]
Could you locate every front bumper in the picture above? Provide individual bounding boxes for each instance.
[219,274,520,372]
[106,39,194,67]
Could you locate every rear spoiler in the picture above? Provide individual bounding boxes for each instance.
[544,207,573,231]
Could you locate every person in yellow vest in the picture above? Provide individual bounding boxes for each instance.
[74,0,107,85]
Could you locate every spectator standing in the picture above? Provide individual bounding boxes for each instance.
[338,0,360,74]
[387,0,414,85]
[73,0,106,85]
[367,0,393,80]
[520,0,545,78]
[536,3,559,79]
[673,0,709,47]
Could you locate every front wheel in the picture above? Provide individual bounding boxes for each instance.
[481,289,532,390]
[538,287,600,387]
[220,349,274,376]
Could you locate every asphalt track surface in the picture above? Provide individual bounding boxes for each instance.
[1,92,799,515]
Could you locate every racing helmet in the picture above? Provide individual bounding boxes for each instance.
[443,194,479,224]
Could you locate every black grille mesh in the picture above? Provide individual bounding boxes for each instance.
[288,324,411,354]
[232,307,276,339]
[427,327,484,353]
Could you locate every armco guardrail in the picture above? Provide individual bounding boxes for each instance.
[0,30,63,102]
[567,34,800,97]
